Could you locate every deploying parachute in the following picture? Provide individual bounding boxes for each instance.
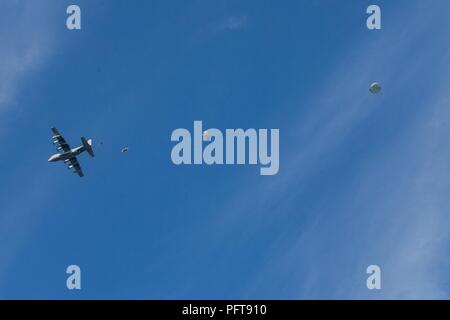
[369,82,382,94]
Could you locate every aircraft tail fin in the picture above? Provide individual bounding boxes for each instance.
[81,137,95,157]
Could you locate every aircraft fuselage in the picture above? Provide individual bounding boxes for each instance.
[48,146,85,162]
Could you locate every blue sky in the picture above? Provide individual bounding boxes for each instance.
[1,0,450,299]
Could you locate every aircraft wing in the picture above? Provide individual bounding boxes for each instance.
[68,157,84,177]
[51,127,71,153]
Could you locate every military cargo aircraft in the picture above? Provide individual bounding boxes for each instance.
[48,127,94,177]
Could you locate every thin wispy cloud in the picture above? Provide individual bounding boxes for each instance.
[187,12,249,46]
[0,2,55,112]
[221,13,248,31]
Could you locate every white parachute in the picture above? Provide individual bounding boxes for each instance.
[369,82,381,94]
[203,131,211,140]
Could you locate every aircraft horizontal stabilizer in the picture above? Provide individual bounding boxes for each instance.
[81,137,95,157]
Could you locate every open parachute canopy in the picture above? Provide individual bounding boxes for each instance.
[369,82,382,94]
